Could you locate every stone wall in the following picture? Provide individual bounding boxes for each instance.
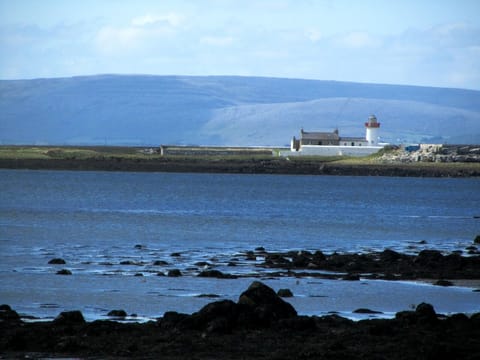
[378,145,480,163]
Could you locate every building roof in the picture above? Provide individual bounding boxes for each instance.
[300,130,339,141]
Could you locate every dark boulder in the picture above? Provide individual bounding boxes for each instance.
[353,308,383,314]
[474,235,480,244]
[197,270,237,279]
[395,303,438,325]
[0,304,20,322]
[415,250,443,266]
[196,294,221,298]
[292,252,310,267]
[48,258,66,264]
[53,310,85,325]
[56,269,72,275]
[380,249,403,261]
[107,309,127,318]
[415,302,438,323]
[194,261,211,267]
[277,288,294,298]
[192,300,240,333]
[167,269,182,277]
[446,313,470,328]
[120,260,137,265]
[238,281,297,323]
[434,279,454,287]
[313,250,326,262]
[170,252,182,257]
[153,260,169,266]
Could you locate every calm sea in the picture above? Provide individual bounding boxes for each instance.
[1,169,479,321]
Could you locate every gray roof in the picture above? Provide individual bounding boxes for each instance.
[300,130,339,141]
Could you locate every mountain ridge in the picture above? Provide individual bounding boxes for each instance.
[1,75,479,146]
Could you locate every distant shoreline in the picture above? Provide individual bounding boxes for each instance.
[0,145,479,177]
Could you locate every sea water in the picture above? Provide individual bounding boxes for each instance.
[0,169,479,320]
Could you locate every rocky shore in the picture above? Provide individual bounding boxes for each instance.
[250,247,480,283]
[2,281,480,360]
[1,156,479,177]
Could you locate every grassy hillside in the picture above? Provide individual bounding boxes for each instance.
[1,75,479,146]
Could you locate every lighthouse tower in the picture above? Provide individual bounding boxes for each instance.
[365,115,380,145]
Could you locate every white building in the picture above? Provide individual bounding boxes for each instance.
[281,115,385,157]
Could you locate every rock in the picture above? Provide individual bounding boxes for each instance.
[313,250,326,262]
[265,254,291,267]
[434,279,454,287]
[0,304,12,311]
[255,246,266,252]
[238,281,297,322]
[446,313,470,327]
[380,249,402,261]
[48,258,66,264]
[474,235,480,244]
[0,304,20,322]
[291,251,312,267]
[162,311,189,324]
[167,269,182,277]
[53,310,85,325]
[277,289,294,298]
[134,244,146,249]
[134,273,143,277]
[415,250,443,266]
[197,270,237,279]
[193,300,239,333]
[107,309,127,317]
[56,269,72,275]
[170,252,182,257]
[353,308,383,314]
[120,260,137,265]
[196,294,221,298]
[153,260,169,266]
[194,261,211,267]
[415,302,437,323]
[278,315,317,330]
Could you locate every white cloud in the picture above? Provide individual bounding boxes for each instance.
[95,13,184,55]
[200,36,233,46]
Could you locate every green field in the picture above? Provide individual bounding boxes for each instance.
[0,145,479,177]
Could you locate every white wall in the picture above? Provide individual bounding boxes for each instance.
[280,145,383,157]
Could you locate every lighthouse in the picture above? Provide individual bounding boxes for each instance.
[365,115,380,145]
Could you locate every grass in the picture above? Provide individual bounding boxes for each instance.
[0,145,478,174]
[0,146,161,160]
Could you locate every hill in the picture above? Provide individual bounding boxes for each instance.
[1,75,479,146]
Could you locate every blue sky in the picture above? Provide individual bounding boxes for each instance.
[1,0,479,89]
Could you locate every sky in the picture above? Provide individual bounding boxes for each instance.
[1,0,479,89]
